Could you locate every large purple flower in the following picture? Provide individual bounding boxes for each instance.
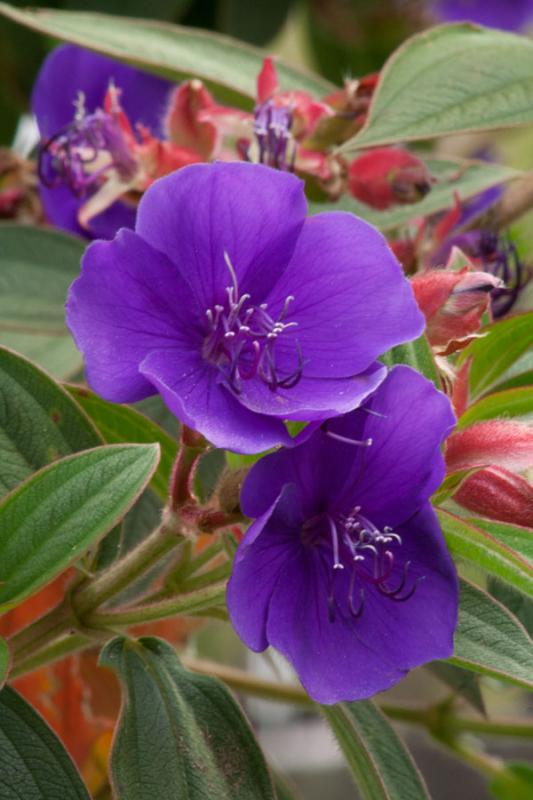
[227,366,458,703]
[432,0,533,31]
[66,162,424,453]
[32,44,174,239]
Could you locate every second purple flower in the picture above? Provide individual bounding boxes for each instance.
[66,162,424,453]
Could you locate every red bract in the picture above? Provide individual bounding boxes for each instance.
[348,147,433,210]
[454,466,533,528]
[411,266,502,354]
[446,420,533,473]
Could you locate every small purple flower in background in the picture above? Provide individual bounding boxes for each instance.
[66,162,424,454]
[32,45,176,239]
[432,0,533,31]
[227,366,458,703]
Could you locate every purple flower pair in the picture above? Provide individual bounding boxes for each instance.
[66,161,458,702]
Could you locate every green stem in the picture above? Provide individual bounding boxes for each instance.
[85,581,227,627]
[180,656,313,706]
[11,633,93,680]
[73,518,184,616]
[9,601,76,662]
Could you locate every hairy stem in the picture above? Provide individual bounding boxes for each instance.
[72,517,184,616]
[86,581,227,628]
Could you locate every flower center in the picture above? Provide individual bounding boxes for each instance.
[203,251,303,394]
[254,100,296,171]
[478,230,529,317]
[302,474,424,624]
[38,89,137,197]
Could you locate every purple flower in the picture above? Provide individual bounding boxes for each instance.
[32,44,174,239]
[432,0,533,31]
[227,366,458,703]
[66,162,424,453]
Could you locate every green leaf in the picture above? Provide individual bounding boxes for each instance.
[0,638,9,689]
[427,662,485,715]
[0,224,84,379]
[467,518,533,564]
[0,347,101,499]
[322,700,429,800]
[450,579,533,689]
[0,4,333,107]
[491,369,533,394]
[67,385,177,501]
[456,386,533,428]
[100,636,276,799]
[0,444,159,610]
[459,312,533,399]
[488,578,533,638]
[341,24,533,151]
[381,334,440,388]
[309,159,519,232]
[491,763,533,800]
[438,510,533,599]
[432,468,479,505]
[0,685,90,799]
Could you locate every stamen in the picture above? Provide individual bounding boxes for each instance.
[328,516,344,570]
[326,431,373,447]
[203,251,302,394]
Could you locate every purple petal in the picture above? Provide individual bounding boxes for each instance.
[32,44,173,138]
[237,362,386,422]
[66,228,199,402]
[264,504,457,704]
[329,366,455,528]
[227,484,305,651]
[135,162,308,309]
[140,349,293,453]
[433,0,533,30]
[262,212,424,379]
[39,184,136,240]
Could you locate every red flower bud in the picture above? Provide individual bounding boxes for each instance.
[348,147,433,210]
[453,466,533,527]
[411,266,502,354]
[257,56,279,103]
[164,80,218,159]
[446,420,533,473]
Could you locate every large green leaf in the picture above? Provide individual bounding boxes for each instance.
[100,636,275,799]
[322,700,429,800]
[426,662,485,715]
[0,224,84,378]
[67,385,177,501]
[438,510,533,599]
[450,579,533,689]
[310,159,519,232]
[381,335,440,388]
[0,347,101,498]
[456,386,533,428]
[0,685,90,799]
[0,4,333,106]
[341,24,533,151]
[460,313,533,399]
[0,443,159,610]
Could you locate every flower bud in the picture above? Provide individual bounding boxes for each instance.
[453,466,533,527]
[411,266,502,354]
[348,147,433,210]
[446,420,533,473]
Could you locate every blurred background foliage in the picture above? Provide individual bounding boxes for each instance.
[0,0,434,146]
